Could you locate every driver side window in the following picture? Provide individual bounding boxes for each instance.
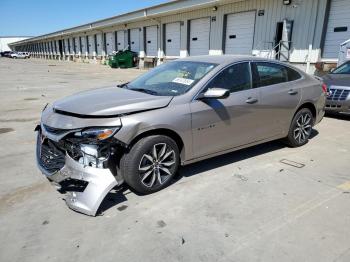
[207,62,251,93]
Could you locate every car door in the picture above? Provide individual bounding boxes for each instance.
[190,62,263,158]
[251,62,302,137]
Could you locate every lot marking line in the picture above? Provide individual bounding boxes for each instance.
[338,181,350,191]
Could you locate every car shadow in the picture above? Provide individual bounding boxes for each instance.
[325,113,350,121]
[98,130,319,215]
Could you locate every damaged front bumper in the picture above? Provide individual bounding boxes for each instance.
[36,130,121,216]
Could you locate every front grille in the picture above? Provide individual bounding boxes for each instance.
[37,133,65,173]
[327,89,350,101]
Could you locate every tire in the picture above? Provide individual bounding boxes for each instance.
[285,108,314,147]
[121,135,180,194]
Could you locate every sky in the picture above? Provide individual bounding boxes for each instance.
[0,0,169,36]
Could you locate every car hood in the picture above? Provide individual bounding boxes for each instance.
[322,74,350,87]
[53,86,173,117]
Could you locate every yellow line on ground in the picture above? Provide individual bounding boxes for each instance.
[338,181,350,191]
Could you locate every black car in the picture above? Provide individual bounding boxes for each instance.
[0,51,14,57]
[322,61,350,115]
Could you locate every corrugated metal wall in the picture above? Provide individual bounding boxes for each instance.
[14,0,330,63]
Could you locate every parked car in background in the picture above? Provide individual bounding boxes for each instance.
[0,51,14,57]
[10,52,27,59]
[322,60,350,115]
[36,56,326,216]
[22,52,30,58]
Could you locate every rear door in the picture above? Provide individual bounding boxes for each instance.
[191,62,263,158]
[251,62,302,137]
[189,17,210,56]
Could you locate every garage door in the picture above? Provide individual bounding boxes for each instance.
[165,22,181,56]
[323,0,350,59]
[116,30,126,51]
[224,11,256,55]
[146,26,158,56]
[64,39,69,54]
[189,17,210,56]
[96,33,103,56]
[74,37,79,54]
[106,32,115,55]
[130,28,140,53]
[88,35,94,56]
[80,36,86,54]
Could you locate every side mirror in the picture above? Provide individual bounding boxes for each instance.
[198,88,230,99]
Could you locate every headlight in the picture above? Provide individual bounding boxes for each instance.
[74,127,120,141]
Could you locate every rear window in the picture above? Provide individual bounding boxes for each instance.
[253,62,301,88]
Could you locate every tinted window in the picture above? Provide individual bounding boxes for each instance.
[253,62,301,87]
[332,61,350,74]
[207,62,251,93]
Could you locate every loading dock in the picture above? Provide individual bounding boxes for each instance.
[145,26,158,57]
[189,17,210,56]
[224,11,256,55]
[165,22,181,57]
[130,28,140,53]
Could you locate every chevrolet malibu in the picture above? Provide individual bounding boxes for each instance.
[36,56,326,216]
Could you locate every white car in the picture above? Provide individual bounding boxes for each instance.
[10,52,28,59]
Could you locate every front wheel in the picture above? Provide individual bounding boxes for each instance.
[285,108,314,147]
[121,135,180,194]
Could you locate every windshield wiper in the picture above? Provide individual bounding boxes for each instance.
[129,88,159,95]
[117,82,129,88]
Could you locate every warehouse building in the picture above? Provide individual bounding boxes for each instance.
[8,0,350,71]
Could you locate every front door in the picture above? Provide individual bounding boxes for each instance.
[190,62,262,158]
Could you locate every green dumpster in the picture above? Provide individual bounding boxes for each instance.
[109,50,138,68]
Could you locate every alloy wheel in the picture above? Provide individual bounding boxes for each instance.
[138,143,176,188]
[293,113,312,144]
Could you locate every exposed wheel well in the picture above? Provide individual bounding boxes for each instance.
[295,102,316,122]
[128,128,185,158]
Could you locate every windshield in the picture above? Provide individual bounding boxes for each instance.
[332,61,350,74]
[126,61,217,96]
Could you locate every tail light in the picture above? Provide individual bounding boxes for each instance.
[322,83,328,94]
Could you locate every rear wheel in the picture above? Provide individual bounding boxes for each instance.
[285,108,314,147]
[121,135,179,194]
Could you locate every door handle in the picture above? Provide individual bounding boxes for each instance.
[245,97,258,104]
[288,89,298,95]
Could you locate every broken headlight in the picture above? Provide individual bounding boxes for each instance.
[74,127,121,141]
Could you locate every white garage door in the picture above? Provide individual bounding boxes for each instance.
[165,22,181,56]
[323,0,350,59]
[189,17,210,56]
[96,33,103,55]
[130,28,140,53]
[80,36,86,54]
[64,39,69,54]
[88,35,94,56]
[106,32,115,55]
[116,30,126,51]
[224,11,256,55]
[146,26,158,56]
[74,37,79,54]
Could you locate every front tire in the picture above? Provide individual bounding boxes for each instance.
[121,135,180,194]
[285,108,314,147]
